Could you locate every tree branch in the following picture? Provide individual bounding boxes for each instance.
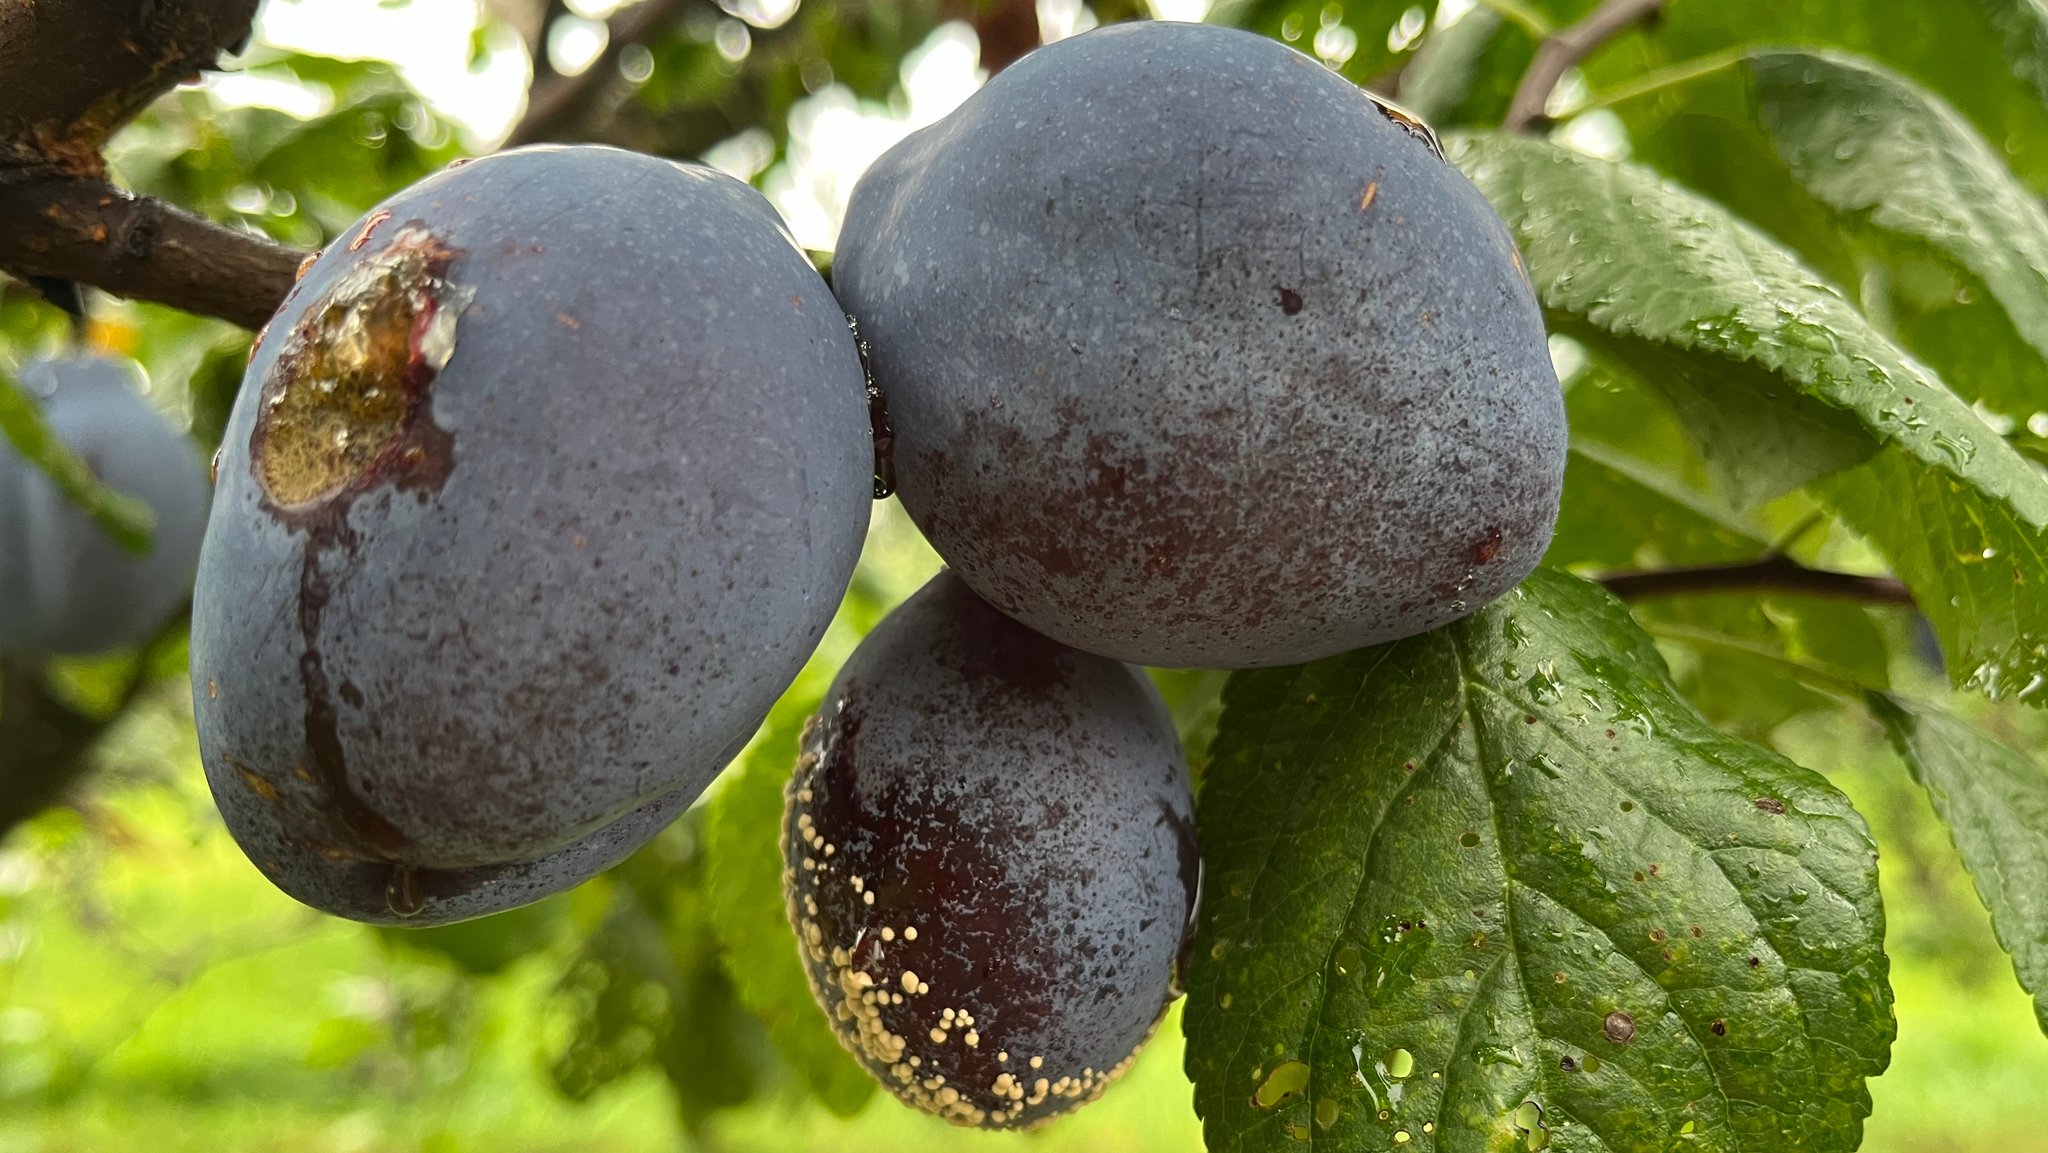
[959,0,1041,75]
[1502,0,1662,134]
[0,0,298,330]
[506,0,691,147]
[0,175,300,331]
[1598,554,1916,607]
[0,0,262,173]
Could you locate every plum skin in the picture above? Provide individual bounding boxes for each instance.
[784,572,1198,1129]
[0,356,210,657]
[192,145,873,926]
[834,21,1567,669]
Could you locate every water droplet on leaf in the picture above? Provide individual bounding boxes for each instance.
[1253,1061,1310,1110]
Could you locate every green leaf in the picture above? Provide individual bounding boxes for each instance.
[1590,0,2048,191]
[379,895,569,975]
[1870,692,2048,1035]
[1745,48,2048,420]
[1183,569,1893,1153]
[701,579,894,1118]
[1547,446,1759,571]
[703,703,879,1117]
[1819,450,2048,701]
[1452,132,2045,522]
[546,816,774,1132]
[1455,132,2048,699]
[695,508,933,1114]
[1594,335,1877,508]
[0,366,156,555]
[1980,0,2048,115]
[545,891,692,1103]
[1151,666,1232,787]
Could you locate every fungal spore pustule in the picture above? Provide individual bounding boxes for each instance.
[783,571,1197,1128]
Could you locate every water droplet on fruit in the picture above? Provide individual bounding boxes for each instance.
[384,863,425,917]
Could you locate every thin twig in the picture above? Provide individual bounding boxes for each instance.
[1502,0,1663,133]
[1598,554,1916,607]
[505,0,691,147]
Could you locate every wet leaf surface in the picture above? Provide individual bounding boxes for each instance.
[1184,569,1893,1152]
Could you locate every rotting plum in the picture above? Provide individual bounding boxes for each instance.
[834,21,1566,668]
[784,571,1197,1129]
[0,356,210,656]
[192,145,873,926]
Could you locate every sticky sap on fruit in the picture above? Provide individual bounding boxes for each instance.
[252,226,472,509]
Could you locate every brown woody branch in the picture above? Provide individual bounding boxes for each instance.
[0,0,299,330]
[958,0,1041,75]
[0,175,299,331]
[1599,554,1916,607]
[0,0,263,172]
[1502,0,1662,133]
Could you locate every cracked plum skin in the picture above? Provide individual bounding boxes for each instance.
[0,356,210,656]
[834,21,1566,668]
[192,145,873,926]
[784,571,1197,1129]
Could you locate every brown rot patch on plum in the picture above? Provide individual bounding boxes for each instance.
[781,574,1194,1130]
[785,708,1127,1128]
[193,146,873,929]
[251,225,469,511]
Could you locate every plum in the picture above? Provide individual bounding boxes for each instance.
[0,355,209,656]
[784,571,1197,1129]
[192,145,873,926]
[834,21,1566,668]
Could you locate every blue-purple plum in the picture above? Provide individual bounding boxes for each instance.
[192,145,873,926]
[0,356,209,656]
[834,22,1565,668]
[784,571,1197,1128]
